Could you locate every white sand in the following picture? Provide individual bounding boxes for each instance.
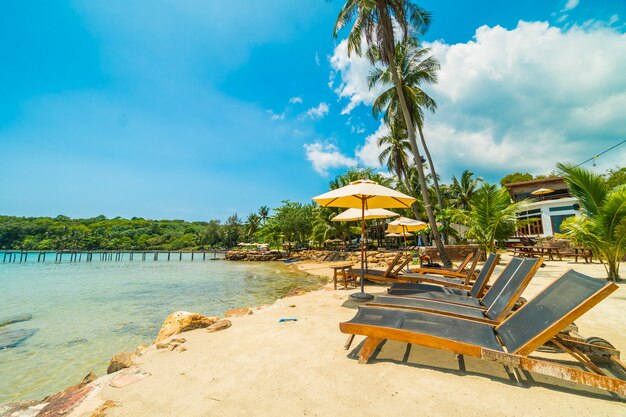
[70,257,626,416]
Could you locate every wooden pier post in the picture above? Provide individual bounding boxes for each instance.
[191,251,194,261]
[167,251,171,261]
[179,251,182,261]
[154,252,158,261]
[203,251,206,261]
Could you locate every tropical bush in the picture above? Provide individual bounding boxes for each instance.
[558,163,626,281]
[453,184,527,253]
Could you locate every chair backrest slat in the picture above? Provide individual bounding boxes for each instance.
[484,257,542,321]
[462,249,482,285]
[496,270,617,355]
[468,253,500,298]
[383,253,402,276]
[455,252,474,272]
[480,257,523,305]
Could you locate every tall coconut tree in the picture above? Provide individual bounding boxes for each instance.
[557,163,626,281]
[258,206,270,225]
[368,38,444,213]
[450,170,483,210]
[334,0,451,266]
[377,119,411,184]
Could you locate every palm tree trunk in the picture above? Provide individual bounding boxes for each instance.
[377,6,451,267]
[417,123,448,244]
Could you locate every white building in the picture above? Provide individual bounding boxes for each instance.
[504,177,581,237]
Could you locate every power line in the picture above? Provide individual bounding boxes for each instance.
[571,139,626,169]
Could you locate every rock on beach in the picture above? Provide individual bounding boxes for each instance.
[155,311,219,343]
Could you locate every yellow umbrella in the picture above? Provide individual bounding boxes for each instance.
[531,188,555,195]
[387,217,427,233]
[313,179,415,300]
[331,208,399,222]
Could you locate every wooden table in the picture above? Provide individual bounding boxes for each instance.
[507,246,562,261]
[330,262,356,290]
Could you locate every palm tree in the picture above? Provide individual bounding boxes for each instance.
[454,184,528,254]
[377,119,411,183]
[557,163,626,281]
[450,170,483,210]
[334,1,452,266]
[258,206,270,225]
[368,38,444,208]
[245,213,261,239]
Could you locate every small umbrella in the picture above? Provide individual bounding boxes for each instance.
[387,217,427,266]
[332,208,399,271]
[531,188,555,195]
[313,179,415,300]
[331,208,399,222]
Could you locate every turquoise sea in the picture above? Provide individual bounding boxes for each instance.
[0,254,325,403]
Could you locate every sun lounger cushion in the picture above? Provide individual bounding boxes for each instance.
[370,296,487,319]
[346,307,504,351]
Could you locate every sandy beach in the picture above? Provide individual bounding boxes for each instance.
[48,256,626,417]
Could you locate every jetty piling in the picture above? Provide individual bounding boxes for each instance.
[0,250,225,263]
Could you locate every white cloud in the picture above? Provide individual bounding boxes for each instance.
[315,52,321,66]
[289,96,303,104]
[302,102,330,119]
[331,20,626,180]
[355,121,388,168]
[267,110,285,120]
[304,142,357,175]
[562,0,579,12]
[329,39,387,114]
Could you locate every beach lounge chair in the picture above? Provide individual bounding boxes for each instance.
[345,252,411,283]
[387,253,500,299]
[395,251,483,288]
[411,250,480,278]
[340,270,626,395]
[391,257,533,310]
[367,256,541,324]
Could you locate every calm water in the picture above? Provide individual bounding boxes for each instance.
[0,255,325,403]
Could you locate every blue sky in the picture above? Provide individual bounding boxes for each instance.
[1,0,625,221]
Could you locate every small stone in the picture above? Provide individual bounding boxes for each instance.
[206,319,232,333]
[175,346,187,352]
[135,344,148,355]
[224,307,253,318]
[107,352,136,374]
[289,305,296,308]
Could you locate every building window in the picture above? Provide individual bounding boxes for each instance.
[517,216,543,236]
[551,214,574,234]
[549,205,576,213]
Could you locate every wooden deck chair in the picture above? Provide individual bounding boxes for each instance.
[412,251,475,277]
[388,253,500,299]
[340,270,625,395]
[346,253,410,283]
[397,250,482,287]
[367,256,542,325]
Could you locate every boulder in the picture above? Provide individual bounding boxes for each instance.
[155,311,219,343]
[224,308,253,318]
[107,351,136,374]
[206,319,232,333]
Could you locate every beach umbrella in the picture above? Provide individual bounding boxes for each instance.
[531,188,555,195]
[387,217,427,265]
[331,208,399,222]
[332,208,400,270]
[387,217,428,233]
[313,179,415,300]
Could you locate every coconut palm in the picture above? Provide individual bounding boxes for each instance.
[245,213,261,239]
[450,170,483,210]
[368,39,443,208]
[334,0,452,266]
[454,184,528,254]
[258,206,270,225]
[557,163,626,281]
[377,119,411,184]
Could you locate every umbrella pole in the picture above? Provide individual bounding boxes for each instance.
[351,198,373,300]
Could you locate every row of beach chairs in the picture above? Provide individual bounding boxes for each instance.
[340,252,626,396]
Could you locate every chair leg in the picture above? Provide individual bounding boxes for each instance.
[359,337,383,364]
[344,334,355,350]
